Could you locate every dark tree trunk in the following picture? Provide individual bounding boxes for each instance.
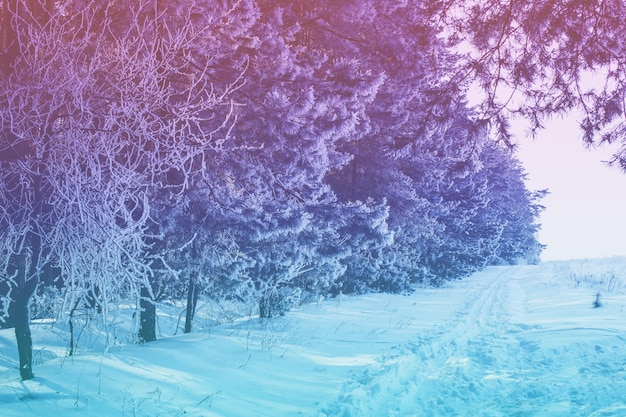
[259,296,269,319]
[184,270,199,334]
[259,292,277,319]
[68,312,74,356]
[67,298,82,356]
[138,285,156,343]
[12,295,33,380]
[8,254,37,380]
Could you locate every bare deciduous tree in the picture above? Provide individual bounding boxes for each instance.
[0,0,241,378]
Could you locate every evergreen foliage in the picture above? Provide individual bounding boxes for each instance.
[442,0,626,166]
[0,0,562,378]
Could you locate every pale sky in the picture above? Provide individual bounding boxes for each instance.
[514,115,626,261]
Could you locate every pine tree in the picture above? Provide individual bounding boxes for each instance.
[204,0,386,312]
[442,0,626,166]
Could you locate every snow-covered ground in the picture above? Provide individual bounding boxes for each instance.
[2,258,626,416]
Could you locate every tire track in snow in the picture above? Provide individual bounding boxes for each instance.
[318,266,511,416]
[319,266,626,416]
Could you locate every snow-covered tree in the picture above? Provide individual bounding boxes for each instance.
[318,0,545,286]
[199,0,386,314]
[475,143,547,265]
[0,0,240,376]
[0,1,551,379]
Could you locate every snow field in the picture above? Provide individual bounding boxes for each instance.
[1,259,626,416]
[321,264,626,416]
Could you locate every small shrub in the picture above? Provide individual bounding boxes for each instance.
[593,292,602,308]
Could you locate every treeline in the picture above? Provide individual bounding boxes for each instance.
[0,0,544,379]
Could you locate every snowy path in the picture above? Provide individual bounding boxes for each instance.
[3,263,626,416]
[320,266,626,416]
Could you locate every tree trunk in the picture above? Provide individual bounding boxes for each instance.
[138,285,156,343]
[8,254,36,380]
[67,298,82,356]
[184,270,199,334]
[259,291,277,319]
[13,296,33,380]
[259,296,269,319]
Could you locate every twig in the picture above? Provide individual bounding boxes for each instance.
[238,353,252,370]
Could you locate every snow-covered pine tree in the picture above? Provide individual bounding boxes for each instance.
[473,143,547,265]
[315,0,483,286]
[311,0,545,285]
[204,1,386,315]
